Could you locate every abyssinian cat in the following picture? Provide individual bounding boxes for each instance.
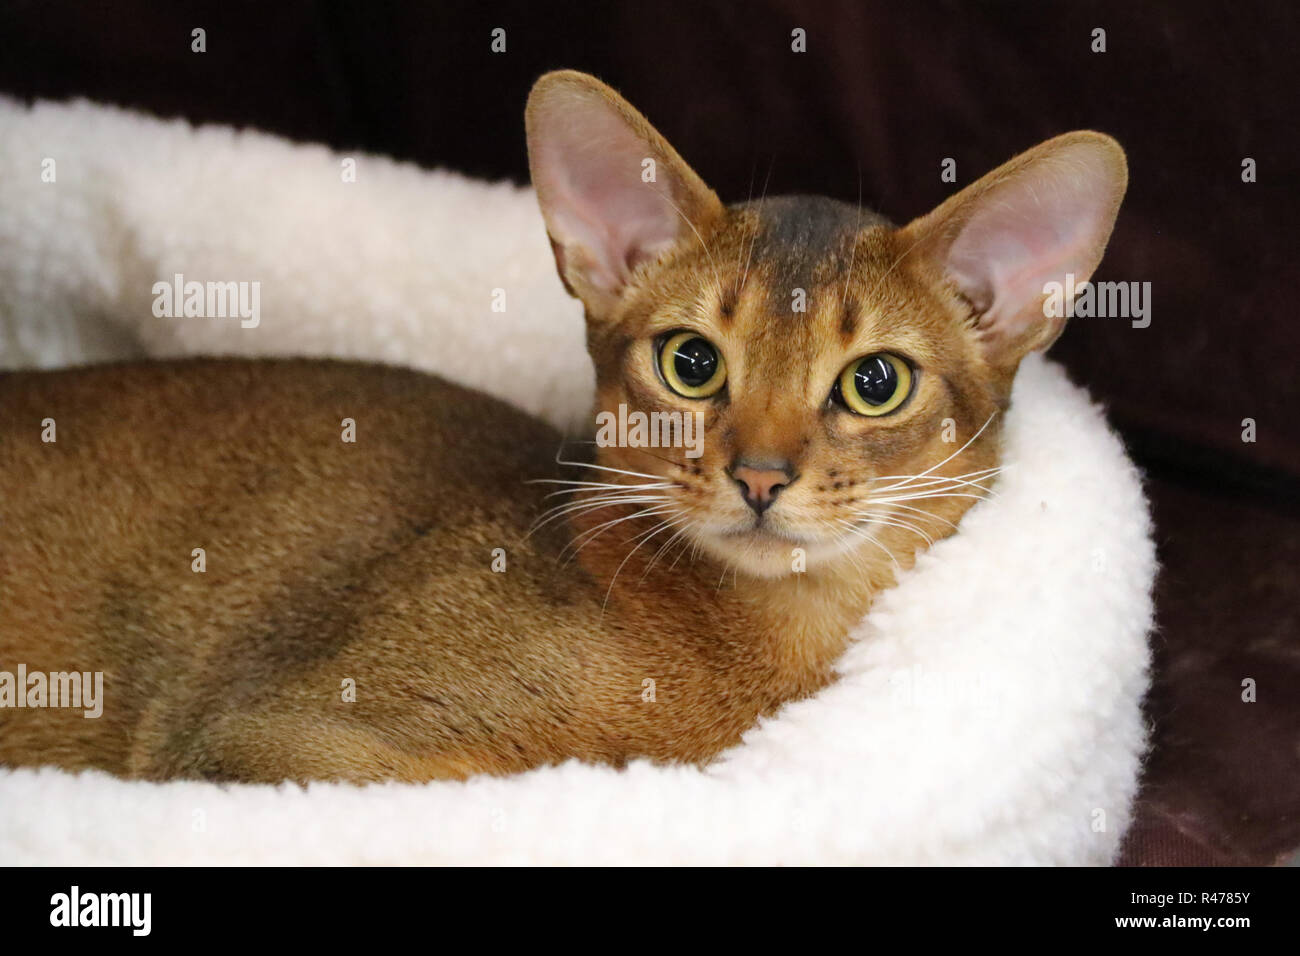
[0,71,1127,783]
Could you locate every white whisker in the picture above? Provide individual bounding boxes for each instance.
[866,491,992,505]
[529,494,670,536]
[835,518,902,575]
[852,510,935,547]
[602,514,685,614]
[561,505,677,561]
[552,451,667,483]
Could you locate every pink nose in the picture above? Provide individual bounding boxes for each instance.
[730,462,794,515]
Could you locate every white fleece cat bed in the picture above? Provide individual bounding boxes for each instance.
[0,99,1154,865]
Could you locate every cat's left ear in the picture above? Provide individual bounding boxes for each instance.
[900,131,1128,369]
[526,70,724,319]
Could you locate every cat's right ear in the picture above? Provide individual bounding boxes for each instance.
[526,70,724,319]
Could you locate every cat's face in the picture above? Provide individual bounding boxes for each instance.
[528,71,1127,579]
[583,200,1005,578]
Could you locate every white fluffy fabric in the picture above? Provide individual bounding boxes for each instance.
[0,99,1154,865]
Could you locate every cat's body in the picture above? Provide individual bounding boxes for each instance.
[0,71,1127,783]
[0,359,870,782]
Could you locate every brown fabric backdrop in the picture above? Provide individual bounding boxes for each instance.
[2,0,1297,865]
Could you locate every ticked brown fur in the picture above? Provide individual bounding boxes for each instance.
[0,71,1126,783]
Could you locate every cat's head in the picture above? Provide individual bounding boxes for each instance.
[526,70,1126,580]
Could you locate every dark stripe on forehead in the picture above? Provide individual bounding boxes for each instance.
[840,294,860,341]
[718,284,738,325]
[736,195,892,317]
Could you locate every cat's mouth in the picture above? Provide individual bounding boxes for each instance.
[680,503,899,578]
[725,524,793,540]
[719,517,819,546]
[694,516,847,580]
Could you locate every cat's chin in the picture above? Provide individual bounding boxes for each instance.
[693,525,852,580]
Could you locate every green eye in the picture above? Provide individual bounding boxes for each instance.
[836,353,912,416]
[659,331,727,398]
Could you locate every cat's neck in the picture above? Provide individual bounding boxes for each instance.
[733,556,893,684]
[569,503,897,689]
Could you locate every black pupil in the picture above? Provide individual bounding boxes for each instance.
[853,356,898,405]
[672,338,718,388]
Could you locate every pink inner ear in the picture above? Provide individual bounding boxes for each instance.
[534,101,682,293]
[943,144,1120,342]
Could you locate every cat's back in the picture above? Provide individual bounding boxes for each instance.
[0,357,568,601]
[0,356,561,498]
[1,354,560,513]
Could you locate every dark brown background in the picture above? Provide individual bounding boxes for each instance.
[2,0,1296,865]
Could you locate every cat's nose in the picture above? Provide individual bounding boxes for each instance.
[728,459,796,515]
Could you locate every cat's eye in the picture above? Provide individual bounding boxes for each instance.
[835,353,913,416]
[658,331,727,398]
